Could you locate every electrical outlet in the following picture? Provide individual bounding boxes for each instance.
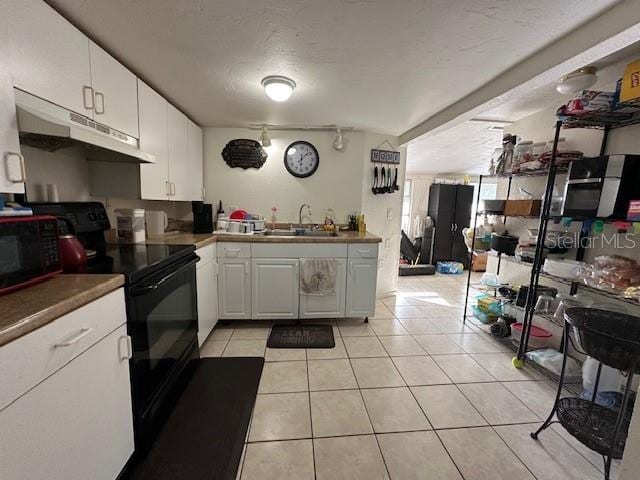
[387,208,393,220]
[378,259,384,269]
[385,238,390,249]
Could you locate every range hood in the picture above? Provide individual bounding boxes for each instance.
[14,89,155,164]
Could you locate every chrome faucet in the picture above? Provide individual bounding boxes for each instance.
[298,203,312,228]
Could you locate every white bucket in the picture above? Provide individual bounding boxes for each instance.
[116,208,146,243]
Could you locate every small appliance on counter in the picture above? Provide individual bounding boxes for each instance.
[57,218,87,272]
[562,154,640,218]
[491,231,519,256]
[0,215,62,295]
[116,208,146,243]
[192,201,214,234]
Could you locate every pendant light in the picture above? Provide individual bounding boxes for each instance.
[556,67,598,95]
[259,127,271,147]
[261,76,296,102]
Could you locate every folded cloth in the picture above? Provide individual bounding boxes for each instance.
[300,258,337,295]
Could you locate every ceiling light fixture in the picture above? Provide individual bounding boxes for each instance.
[261,75,296,102]
[556,66,598,95]
[333,127,345,151]
[259,126,271,147]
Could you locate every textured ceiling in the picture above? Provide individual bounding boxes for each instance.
[406,121,504,174]
[406,43,640,174]
[48,0,618,135]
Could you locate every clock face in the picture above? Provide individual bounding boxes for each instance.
[284,141,319,178]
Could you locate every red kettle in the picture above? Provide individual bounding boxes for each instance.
[58,218,87,272]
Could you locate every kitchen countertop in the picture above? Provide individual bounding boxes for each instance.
[146,230,382,249]
[0,274,124,347]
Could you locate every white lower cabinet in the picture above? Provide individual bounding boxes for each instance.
[196,244,218,346]
[252,258,299,320]
[218,258,251,319]
[299,258,347,319]
[217,242,378,320]
[0,324,134,480]
[346,258,378,318]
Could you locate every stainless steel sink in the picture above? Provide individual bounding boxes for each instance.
[262,229,338,237]
[263,229,298,236]
[301,230,338,237]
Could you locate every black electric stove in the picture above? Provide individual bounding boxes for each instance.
[86,243,195,284]
[28,202,200,456]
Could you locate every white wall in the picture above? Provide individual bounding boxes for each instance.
[19,145,189,227]
[360,132,406,296]
[203,128,365,224]
[203,127,407,296]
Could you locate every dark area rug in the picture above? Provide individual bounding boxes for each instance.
[123,357,264,480]
[268,324,335,348]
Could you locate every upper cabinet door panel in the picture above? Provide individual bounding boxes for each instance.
[89,41,139,137]
[138,80,169,200]
[167,104,190,201]
[188,120,204,201]
[8,0,93,117]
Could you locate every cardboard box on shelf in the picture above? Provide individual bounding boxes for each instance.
[471,252,487,272]
[504,200,542,217]
[620,59,640,103]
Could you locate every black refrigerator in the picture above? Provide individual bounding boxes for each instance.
[427,183,474,267]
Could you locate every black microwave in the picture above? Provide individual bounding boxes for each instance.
[562,155,640,219]
[0,215,62,294]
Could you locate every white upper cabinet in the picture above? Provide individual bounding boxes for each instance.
[167,104,190,201]
[88,41,139,138]
[0,18,24,194]
[8,0,93,117]
[188,119,204,201]
[138,80,170,200]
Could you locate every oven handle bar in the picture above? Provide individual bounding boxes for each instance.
[130,255,200,296]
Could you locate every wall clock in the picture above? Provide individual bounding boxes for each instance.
[284,141,319,178]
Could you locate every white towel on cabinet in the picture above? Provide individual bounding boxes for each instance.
[299,258,337,295]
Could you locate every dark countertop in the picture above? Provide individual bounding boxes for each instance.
[0,274,124,347]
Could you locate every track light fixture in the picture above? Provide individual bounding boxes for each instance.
[333,127,345,151]
[259,127,272,147]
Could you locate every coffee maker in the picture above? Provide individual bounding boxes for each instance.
[192,201,214,233]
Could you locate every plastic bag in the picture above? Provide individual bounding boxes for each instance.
[582,356,623,393]
[526,348,581,379]
[436,261,464,274]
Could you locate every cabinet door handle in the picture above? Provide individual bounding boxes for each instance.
[83,86,95,110]
[165,181,171,196]
[357,249,369,255]
[54,328,93,347]
[226,248,241,257]
[245,263,249,276]
[170,182,176,196]
[94,91,105,114]
[119,335,133,360]
[5,152,26,182]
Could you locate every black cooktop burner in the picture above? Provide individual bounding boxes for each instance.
[85,243,195,284]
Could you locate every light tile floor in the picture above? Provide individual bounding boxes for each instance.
[200,272,619,480]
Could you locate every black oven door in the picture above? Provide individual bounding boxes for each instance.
[562,180,603,218]
[127,253,199,419]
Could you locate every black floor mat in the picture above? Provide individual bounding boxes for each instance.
[123,357,264,480]
[268,324,335,348]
